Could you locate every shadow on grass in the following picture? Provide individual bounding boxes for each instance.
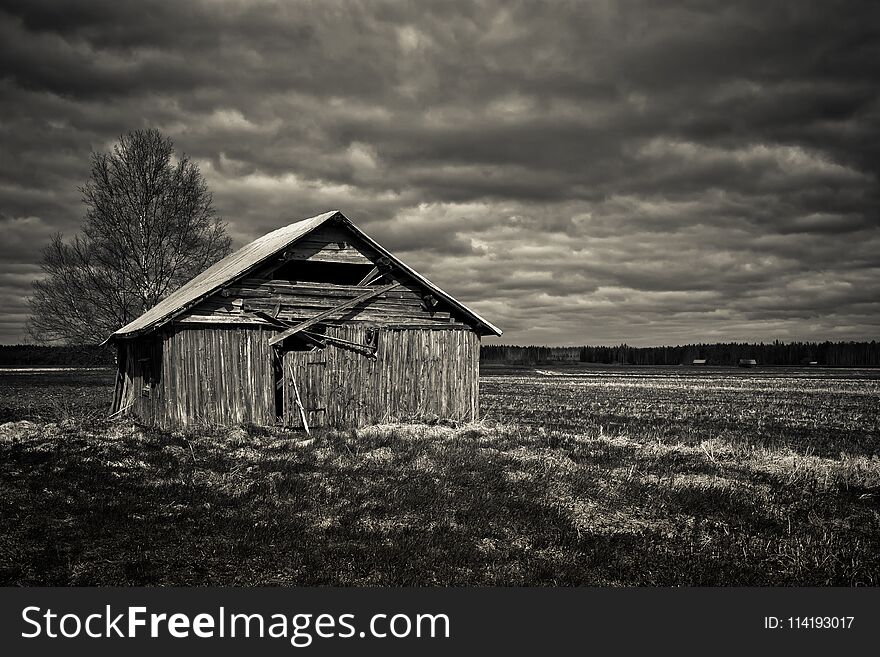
[2,421,878,586]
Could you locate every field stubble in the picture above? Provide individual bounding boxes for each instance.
[0,365,878,585]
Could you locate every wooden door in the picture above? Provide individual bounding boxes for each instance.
[282,350,327,429]
[304,359,326,427]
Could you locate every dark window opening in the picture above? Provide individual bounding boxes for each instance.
[139,356,153,394]
[365,327,379,351]
[137,339,162,394]
[273,349,283,419]
[283,325,327,352]
[272,260,378,285]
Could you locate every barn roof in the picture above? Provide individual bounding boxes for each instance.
[107,210,502,341]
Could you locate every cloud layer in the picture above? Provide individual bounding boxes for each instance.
[1,0,878,345]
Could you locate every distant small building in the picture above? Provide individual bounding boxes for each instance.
[692,359,708,366]
[738,358,758,368]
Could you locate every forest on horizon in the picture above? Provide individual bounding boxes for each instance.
[483,340,880,367]
[0,340,878,368]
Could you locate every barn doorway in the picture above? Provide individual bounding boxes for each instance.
[277,327,381,430]
[282,349,327,430]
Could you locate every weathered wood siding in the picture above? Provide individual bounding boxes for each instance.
[276,222,376,264]
[111,324,480,429]
[112,327,276,428]
[283,326,480,428]
[161,327,276,427]
[175,220,471,329]
[179,279,469,329]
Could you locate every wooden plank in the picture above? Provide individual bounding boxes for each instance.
[303,330,377,358]
[280,231,376,264]
[178,312,467,329]
[244,306,448,325]
[259,306,452,323]
[244,308,326,348]
[241,292,432,308]
[306,359,326,427]
[268,283,400,346]
[356,266,379,286]
[289,249,372,264]
[347,321,470,330]
[192,299,239,310]
[176,314,274,325]
[292,224,380,254]
[246,308,289,328]
[290,369,310,435]
[300,333,327,348]
[238,279,422,296]
[228,281,425,301]
[240,295,433,313]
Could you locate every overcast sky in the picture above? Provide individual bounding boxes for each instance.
[1,1,878,346]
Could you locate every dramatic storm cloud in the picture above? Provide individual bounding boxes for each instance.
[1,0,878,345]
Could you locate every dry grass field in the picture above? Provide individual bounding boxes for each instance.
[0,365,878,586]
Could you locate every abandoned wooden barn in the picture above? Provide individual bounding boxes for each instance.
[106,210,502,429]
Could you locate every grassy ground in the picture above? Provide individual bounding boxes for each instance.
[0,366,878,585]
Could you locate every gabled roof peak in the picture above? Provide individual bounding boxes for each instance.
[107,210,501,341]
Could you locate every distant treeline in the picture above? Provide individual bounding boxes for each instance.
[481,341,880,367]
[0,345,114,368]
[3,341,878,368]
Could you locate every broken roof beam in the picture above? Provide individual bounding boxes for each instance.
[246,308,288,328]
[302,331,377,358]
[357,256,396,287]
[267,282,400,346]
[247,307,326,348]
[356,265,380,286]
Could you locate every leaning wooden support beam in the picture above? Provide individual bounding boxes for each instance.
[108,397,134,419]
[299,333,326,348]
[301,330,377,358]
[290,375,310,436]
[247,308,289,328]
[268,282,400,346]
[247,307,327,347]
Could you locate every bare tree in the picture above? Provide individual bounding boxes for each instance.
[27,129,232,344]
